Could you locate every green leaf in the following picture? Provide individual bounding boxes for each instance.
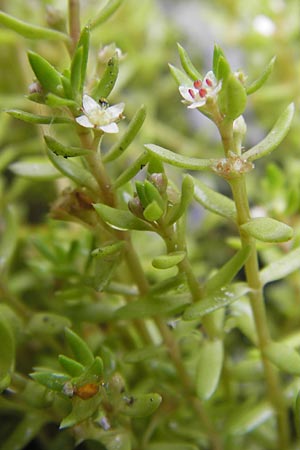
[124,345,165,363]
[65,328,94,366]
[91,0,124,29]
[177,43,202,80]
[166,175,194,225]
[228,401,273,435]
[114,293,191,320]
[0,206,18,274]
[113,152,149,189]
[92,241,125,291]
[6,109,72,124]
[93,203,153,231]
[213,44,226,79]
[196,339,223,400]
[9,158,60,180]
[168,64,192,86]
[28,51,62,94]
[120,393,162,418]
[0,312,15,391]
[145,144,215,171]
[60,395,101,429]
[219,74,247,119]
[243,103,295,162]
[104,105,146,162]
[70,46,83,99]
[205,246,251,294]
[246,56,276,95]
[58,355,85,376]
[152,251,186,270]
[0,11,70,42]
[183,283,250,321]
[92,55,119,99]
[44,135,91,158]
[46,147,98,192]
[76,25,90,96]
[294,391,300,439]
[260,247,300,285]
[27,313,71,336]
[240,217,293,243]
[30,372,70,392]
[215,55,231,82]
[193,177,237,220]
[265,342,300,375]
[45,93,77,108]
[143,201,164,221]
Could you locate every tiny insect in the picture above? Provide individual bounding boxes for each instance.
[98,97,109,108]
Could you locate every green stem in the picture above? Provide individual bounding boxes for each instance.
[68,0,81,53]
[229,175,290,449]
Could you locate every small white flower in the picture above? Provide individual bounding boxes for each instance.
[179,71,222,109]
[76,94,125,133]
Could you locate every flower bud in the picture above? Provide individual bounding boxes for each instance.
[148,173,168,194]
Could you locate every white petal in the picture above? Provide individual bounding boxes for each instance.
[100,123,119,133]
[188,100,206,109]
[107,102,125,119]
[75,115,94,128]
[179,86,195,102]
[82,94,100,114]
[204,71,217,86]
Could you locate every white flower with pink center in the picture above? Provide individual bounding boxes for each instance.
[179,71,222,109]
[76,94,125,133]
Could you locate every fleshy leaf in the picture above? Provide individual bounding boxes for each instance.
[205,246,251,294]
[65,328,94,366]
[113,152,149,188]
[28,51,62,94]
[58,355,85,376]
[91,0,124,29]
[60,395,101,429]
[92,241,125,291]
[177,43,202,80]
[92,55,119,99]
[152,251,186,270]
[93,203,153,231]
[240,217,293,243]
[265,342,300,375]
[44,135,91,158]
[183,283,250,321]
[193,177,236,220]
[120,393,162,417]
[0,206,18,274]
[145,144,215,170]
[70,46,83,99]
[168,64,192,86]
[0,312,15,391]
[166,175,194,225]
[228,401,273,435]
[27,313,71,336]
[243,103,295,162]
[260,247,300,285]
[104,105,146,162]
[6,109,72,124]
[246,56,276,95]
[143,201,164,221]
[9,159,60,180]
[196,339,223,400]
[219,74,247,120]
[30,372,70,392]
[0,11,69,42]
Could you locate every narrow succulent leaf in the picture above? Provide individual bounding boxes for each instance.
[28,51,62,94]
[92,55,119,99]
[125,345,166,363]
[70,46,83,98]
[92,241,125,258]
[166,174,194,225]
[168,64,192,86]
[228,401,273,435]
[0,11,70,42]
[219,74,247,119]
[0,312,15,390]
[144,180,164,208]
[92,242,125,291]
[213,44,226,78]
[193,177,237,220]
[28,313,71,336]
[65,328,94,366]
[246,56,276,95]
[265,342,300,375]
[240,217,293,243]
[120,393,162,418]
[136,180,149,207]
[206,246,251,294]
[9,159,60,180]
[177,43,202,80]
[94,203,153,231]
[91,0,124,29]
[149,273,186,294]
[145,144,215,170]
[46,147,98,192]
[143,201,164,221]
[215,55,231,82]
[294,392,300,439]
[243,103,295,162]
[30,372,70,392]
[6,109,72,124]
[77,25,90,95]
[183,283,250,321]
[44,135,91,158]
[103,105,146,162]
[260,247,300,285]
[152,251,186,270]
[58,355,85,376]
[60,395,101,429]
[196,339,223,400]
[45,93,77,108]
[84,356,104,379]
[114,293,191,320]
[113,152,149,188]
